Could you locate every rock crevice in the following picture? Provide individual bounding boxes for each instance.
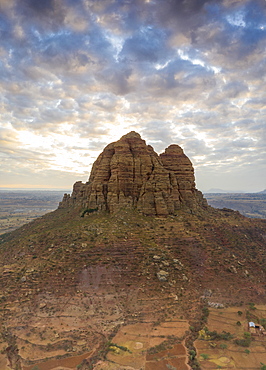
[59,131,207,215]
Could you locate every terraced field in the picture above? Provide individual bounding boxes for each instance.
[194,304,266,369]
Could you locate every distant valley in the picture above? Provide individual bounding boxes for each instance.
[205,192,266,219]
[0,190,68,234]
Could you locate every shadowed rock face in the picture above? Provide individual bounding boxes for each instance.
[59,131,207,215]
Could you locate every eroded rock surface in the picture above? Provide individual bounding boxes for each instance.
[59,131,207,215]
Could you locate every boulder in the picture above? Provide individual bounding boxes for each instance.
[157,270,169,282]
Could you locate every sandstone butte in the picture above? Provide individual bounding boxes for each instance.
[59,131,208,215]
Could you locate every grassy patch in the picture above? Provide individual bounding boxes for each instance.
[108,342,132,354]
[200,353,209,360]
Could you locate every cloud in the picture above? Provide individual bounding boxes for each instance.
[120,26,170,63]
[96,62,133,95]
[155,0,216,32]
[18,0,66,32]
[0,0,265,191]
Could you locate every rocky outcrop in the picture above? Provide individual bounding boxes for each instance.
[59,131,207,215]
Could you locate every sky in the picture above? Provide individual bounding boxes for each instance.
[0,0,266,192]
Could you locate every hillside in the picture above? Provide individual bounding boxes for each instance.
[0,132,266,370]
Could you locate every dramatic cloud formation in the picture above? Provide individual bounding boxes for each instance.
[0,0,265,191]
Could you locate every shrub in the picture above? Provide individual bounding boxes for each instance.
[200,353,209,360]
[219,343,227,349]
[204,329,233,341]
[246,310,251,321]
[237,311,243,316]
[234,338,250,347]
[236,321,241,326]
[202,307,210,323]
[260,318,266,329]
[191,359,200,370]
[244,332,251,339]
[80,208,98,217]
[202,306,209,316]
[234,333,251,348]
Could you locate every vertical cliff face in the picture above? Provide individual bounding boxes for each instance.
[59,131,207,215]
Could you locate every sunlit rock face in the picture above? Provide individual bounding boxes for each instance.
[59,131,207,215]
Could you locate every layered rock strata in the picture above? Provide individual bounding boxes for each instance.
[59,131,207,215]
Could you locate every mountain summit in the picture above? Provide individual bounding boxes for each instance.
[60,131,207,215]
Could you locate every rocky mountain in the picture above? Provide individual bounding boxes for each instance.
[59,131,207,215]
[0,132,266,370]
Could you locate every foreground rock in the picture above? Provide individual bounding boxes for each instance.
[59,132,207,215]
